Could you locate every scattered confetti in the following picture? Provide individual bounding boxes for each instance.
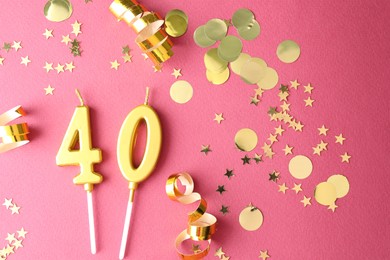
[20,56,31,66]
[253,153,263,163]
[288,155,313,179]
[241,155,251,165]
[110,60,120,70]
[55,63,65,73]
[171,68,182,79]
[70,39,82,56]
[65,62,76,72]
[318,125,329,136]
[10,203,20,214]
[43,0,73,22]
[304,96,315,107]
[122,45,131,54]
[215,247,225,258]
[259,250,270,260]
[201,145,211,155]
[214,113,224,124]
[43,29,54,39]
[2,42,11,52]
[220,205,229,215]
[123,53,132,63]
[170,80,193,104]
[290,79,300,89]
[224,169,234,179]
[43,62,54,72]
[71,20,82,36]
[2,198,13,209]
[292,183,302,194]
[340,152,351,163]
[44,85,55,95]
[216,185,226,195]
[61,35,72,45]
[165,9,189,37]
[269,171,280,182]
[282,144,293,155]
[235,128,258,152]
[11,41,22,51]
[239,204,264,231]
[303,83,314,94]
[301,196,311,207]
[277,39,300,63]
[278,183,288,194]
[0,56,4,65]
[335,134,346,145]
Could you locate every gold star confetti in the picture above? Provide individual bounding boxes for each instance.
[224,169,234,179]
[341,152,351,163]
[278,183,288,194]
[201,145,211,155]
[250,96,260,105]
[65,62,76,72]
[274,125,284,136]
[304,83,314,93]
[313,145,322,156]
[61,35,72,45]
[214,113,224,124]
[5,233,16,243]
[44,85,55,95]
[20,56,31,66]
[43,62,53,72]
[328,203,338,212]
[141,53,149,60]
[254,86,264,96]
[171,68,182,79]
[259,250,270,260]
[282,144,293,155]
[269,171,280,182]
[318,125,329,136]
[215,247,225,258]
[253,153,263,164]
[71,20,82,36]
[0,56,4,65]
[221,255,230,260]
[55,63,65,73]
[241,155,251,164]
[2,42,11,52]
[292,183,302,194]
[11,41,22,51]
[43,29,54,39]
[17,228,28,239]
[216,185,226,195]
[295,121,304,132]
[122,45,131,54]
[268,134,278,144]
[319,140,328,150]
[220,205,229,215]
[3,198,13,209]
[70,39,82,56]
[110,60,120,70]
[335,134,346,144]
[10,203,20,214]
[280,101,290,111]
[301,196,311,207]
[278,91,289,101]
[304,96,314,107]
[123,53,132,63]
[290,79,300,90]
[13,239,23,249]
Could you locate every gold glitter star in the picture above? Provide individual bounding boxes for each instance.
[5,244,14,255]
[283,144,293,155]
[295,121,304,132]
[254,86,264,96]
[268,134,278,144]
[216,185,226,194]
[123,53,132,63]
[304,83,314,93]
[221,255,230,260]
[3,198,13,209]
[215,247,225,258]
[65,62,76,72]
[13,239,23,249]
[12,41,22,51]
[259,250,270,260]
[201,145,211,155]
[17,228,28,239]
[318,125,329,136]
[278,91,289,101]
[44,85,55,95]
[313,145,322,156]
[304,96,314,107]
[301,196,311,207]
[292,183,302,194]
[71,20,82,36]
[253,153,263,164]
[274,125,284,136]
[43,29,53,39]
[278,183,288,194]
[280,101,290,111]
[328,203,338,212]
[122,45,131,54]
[269,171,280,182]
[241,155,251,164]
[5,233,16,243]
[0,56,4,65]
[171,68,182,79]
[10,203,20,214]
[3,42,11,52]
[224,169,234,179]
[290,79,300,90]
[319,140,328,150]
[43,62,53,72]
[250,96,260,105]
[214,113,224,124]
[55,63,65,73]
[20,56,31,66]
[61,35,72,45]
[220,205,229,215]
[141,53,149,60]
[341,152,351,163]
[110,60,120,70]
[335,134,346,145]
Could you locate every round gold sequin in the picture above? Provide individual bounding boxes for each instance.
[232,8,254,29]
[327,174,350,199]
[239,205,263,231]
[257,67,279,90]
[206,67,230,85]
[194,25,216,48]
[204,19,228,41]
[44,0,73,22]
[170,80,193,104]
[230,53,251,75]
[238,20,261,41]
[234,128,258,151]
[165,9,188,37]
[218,36,242,62]
[276,40,301,63]
[240,58,267,84]
[288,155,313,179]
[204,48,228,73]
[314,182,337,206]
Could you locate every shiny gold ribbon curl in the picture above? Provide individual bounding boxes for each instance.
[166,173,217,259]
[0,106,30,153]
[109,0,174,67]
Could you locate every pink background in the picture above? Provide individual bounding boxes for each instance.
[1,0,390,259]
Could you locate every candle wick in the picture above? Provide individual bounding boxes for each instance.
[75,89,85,106]
[144,87,150,105]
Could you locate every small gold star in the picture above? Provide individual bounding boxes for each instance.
[21,56,31,66]
[304,83,314,93]
[3,198,13,209]
[295,121,304,132]
[253,153,263,163]
[259,250,270,260]
[278,91,289,101]
[110,60,120,70]
[280,101,290,111]
[335,134,346,145]
[171,68,182,79]
[254,86,264,96]
[274,125,284,136]
[292,183,302,194]
[201,145,211,155]
[10,203,20,214]
[13,239,23,249]
[122,45,131,54]
[123,53,132,63]
[290,79,300,90]
[141,53,149,60]
[17,228,28,239]
[250,96,260,105]
[268,134,278,144]
[304,96,314,107]
[12,41,22,51]
[65,62,76,72]
[55,63,65,73]
[328,203,338,212]
[43,29,53,39]
[215,247,225,258]
[283,144,293,155]
[44,85,55,95]
[313,145,322,156]
[318,125,329,136]
[214,113,224,124]
[0,56,4,65]
[278,183,288,194]
[43,62,53,72]
[5,233,16,243]
[319,140,328,150]
[71,20,82,36]
[341,152,351,163]
[301,196,311,207]
[61,34,72,45]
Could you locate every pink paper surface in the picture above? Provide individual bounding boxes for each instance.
[1,1,390,259]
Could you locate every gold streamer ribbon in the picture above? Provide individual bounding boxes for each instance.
[166,173,217,259]
[0,106,30,153]
[109,0,174,67]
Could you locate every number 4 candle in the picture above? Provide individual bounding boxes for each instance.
[56,89,103,254]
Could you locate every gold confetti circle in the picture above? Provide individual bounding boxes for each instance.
[256,67,279,90]
[170,80,193,104]
[314,182,337,206]
[165,9,188,37]
[44,0,73,22]
[204,48,228,73]
[288,155,313,179]
[239,205,263,231]
[238,20,261,41]
[204,18,228,41]
[206,67,230,85]
[232,8,254,29]
[234,128,258,151]
[327,174,350,198]
[217,36,242,62]
[240,58,267,84]
[193,25,216,48]
[276,40,301,63]
[230,53,251,75]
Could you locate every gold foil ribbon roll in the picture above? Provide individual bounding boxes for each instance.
[0,106,30,153]
[109,0,174,66]
[166,173,217,259]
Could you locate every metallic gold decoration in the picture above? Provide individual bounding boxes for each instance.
[277,40,301,63]
[240,58,267,84]
[239,204,264,231]
[288,155,313,179]
[230,53,251,74]
[166,172,217,259]
[193,25,216,48]
[0,106,30,154]
[44,0,73,22]
[206,67,230,85]
[327,174,350,198]
[232,8,254,29]
[170,80,193,104]
[314,182,337,206]
[204,48,228,73]
[165,9,188,37]
[218,35,242,62]
[257,67,279,90]
[238,20,261,41]
[234,128,258,151]
[109,0,173,66]
[205,19,228,41]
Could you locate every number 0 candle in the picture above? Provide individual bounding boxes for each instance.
[56,89,103,254]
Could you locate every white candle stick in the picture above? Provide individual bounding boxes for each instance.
[119,191,134,260]
[87,191,97,255]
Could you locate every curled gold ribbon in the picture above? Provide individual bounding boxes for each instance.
[0,106,30,153]
[166,173,217,259]
[109,0,174,66]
